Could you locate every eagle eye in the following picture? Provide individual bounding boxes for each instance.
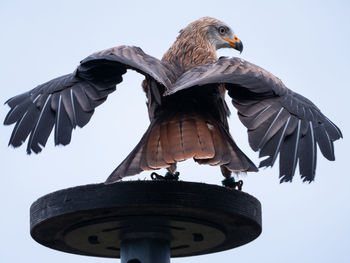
[218,26,227,35]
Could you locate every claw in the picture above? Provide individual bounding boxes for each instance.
[151,171,179,181]
[222,177,243,191]
[151,172,164,180]
[164,171,179,180]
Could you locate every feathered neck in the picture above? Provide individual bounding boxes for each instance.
[162,18,218,76]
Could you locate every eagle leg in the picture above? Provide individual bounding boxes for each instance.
[220,165,243,190]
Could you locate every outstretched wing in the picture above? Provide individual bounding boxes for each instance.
[167,57,342,182]
[4,45,172,154]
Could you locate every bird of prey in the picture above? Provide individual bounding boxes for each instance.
[4,17,342,184]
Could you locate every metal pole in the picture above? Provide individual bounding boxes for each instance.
[120,232,171,263]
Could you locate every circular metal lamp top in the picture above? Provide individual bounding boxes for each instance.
[30,180,262,258]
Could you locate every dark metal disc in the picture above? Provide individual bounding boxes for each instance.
[30,180,262,258]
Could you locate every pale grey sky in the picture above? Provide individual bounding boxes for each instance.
[1,0,349,262]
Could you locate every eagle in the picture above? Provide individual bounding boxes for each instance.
[4,17,342,184]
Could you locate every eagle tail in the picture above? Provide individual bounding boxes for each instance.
[105,113,257,184]
[193,118,258,173]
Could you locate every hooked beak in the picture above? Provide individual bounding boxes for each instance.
[221,35,243,53]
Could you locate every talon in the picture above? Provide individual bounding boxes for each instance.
[222,177,243,191]
[151,171,179,181]
[151,172,165,180]
[164,171,179,181]
[236,180,243,191]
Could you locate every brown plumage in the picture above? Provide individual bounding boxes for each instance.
[4,17,342,183]
[162,17,218,73]
[136,17,255,180]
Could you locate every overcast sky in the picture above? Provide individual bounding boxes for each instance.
[1,0,349,262]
